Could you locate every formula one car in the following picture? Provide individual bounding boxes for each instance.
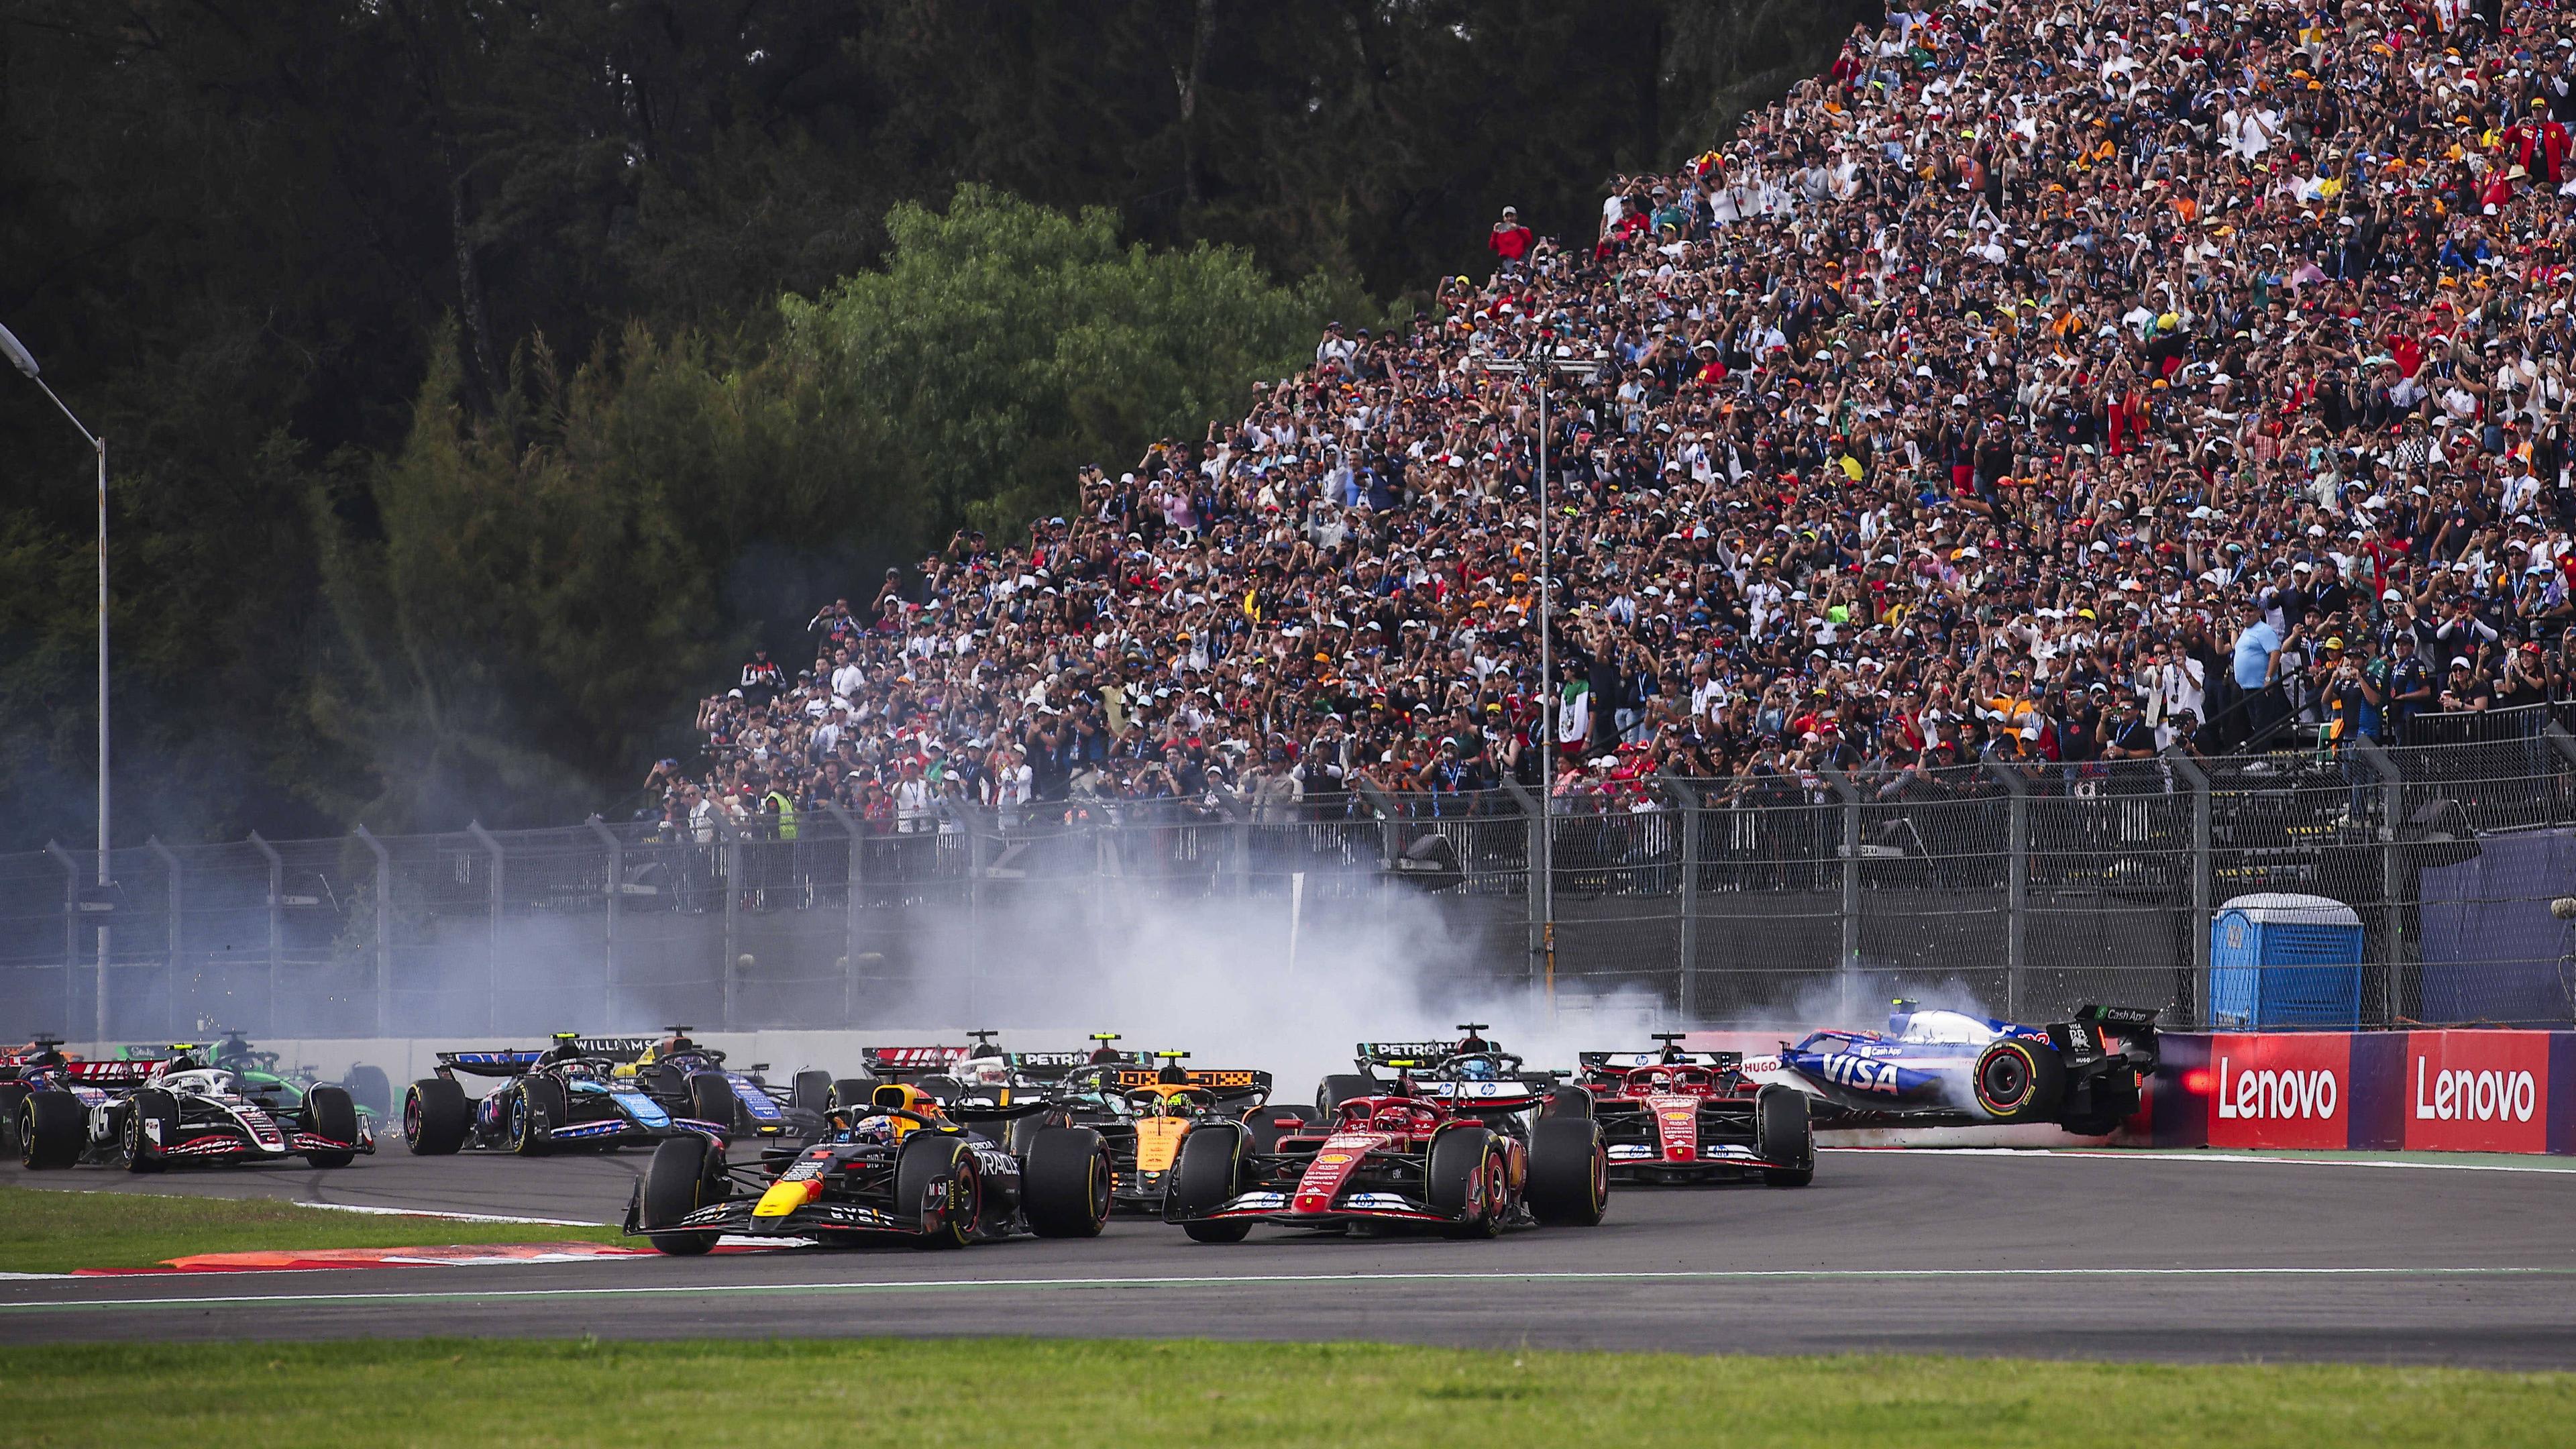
[11,1042,370,1171]
[1567,1035,1812,1187]
[1764,1002,2158,1134]
[402,1035,717,1156]
[1032,1051,1304,1214]
[625,1079,1111,1252]
[182,1030,394,1134]
[1318,1024,1554,1112]
[612,1026,831,1141]
[1163,1071,1607,1241]
[0,1037,78,1155]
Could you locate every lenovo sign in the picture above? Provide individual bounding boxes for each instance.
[2207,1033,2351,1149]
[2405,1031,2550,1154]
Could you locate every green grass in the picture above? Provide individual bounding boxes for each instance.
[0,1339,2567,1446]
[0,1185,624,1274]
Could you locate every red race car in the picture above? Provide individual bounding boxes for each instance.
[1566,1034,1813,1187]
[1161,1075,1607,1241]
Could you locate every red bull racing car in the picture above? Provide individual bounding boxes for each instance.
[1567,1034,1813,1187]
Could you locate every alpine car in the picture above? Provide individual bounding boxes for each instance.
[1162,1073,1607,1241]
[1763,1001,2159,1134]
[401,1036,718,1156]
[625,1080,1112,1252]
[614,1027,832,1141]
[1568,1034,1813,1186]
[12,1042,370,1171]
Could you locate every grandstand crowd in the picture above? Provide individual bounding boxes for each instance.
[663,0,2576,838]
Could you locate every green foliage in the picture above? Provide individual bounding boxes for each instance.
[782,186,1342,535]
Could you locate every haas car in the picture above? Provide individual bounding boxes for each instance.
[1571,1034,1813,1187]
[1767,1001,2159,1134]
[625,1079,1111,1252]
[9,1040,370,1171]
[1163,1066,1607,1242]
[402,1034,716,1156]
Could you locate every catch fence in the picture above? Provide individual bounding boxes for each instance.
[8,731,2576,1040]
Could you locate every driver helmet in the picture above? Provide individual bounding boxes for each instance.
[1454,1056,1499,1081]
[845,1114,899,1147]
[166,1046,205,1072]
[963,1059,1011,1088]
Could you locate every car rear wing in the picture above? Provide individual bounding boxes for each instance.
[2063,1006,2159,1065]
[1000,1050,1140,1077]
[434,1038,653,1078]
[60,1058,158,1087]
[861,1045,969,1079]
[1578,1050,1743,1072]
[1101,1066,1271,1097]
[1355,1041,1459,1067]
[1405,1079,1546,1112]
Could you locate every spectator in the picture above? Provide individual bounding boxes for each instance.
[1487,206,1533,266]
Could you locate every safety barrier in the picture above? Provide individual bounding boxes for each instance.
[2139,1030,2576,1155]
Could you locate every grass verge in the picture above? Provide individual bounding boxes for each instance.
[0,1185,623,1274]
[1,1338,2569,1448]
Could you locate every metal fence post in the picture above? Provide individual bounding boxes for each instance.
[45,841,78,1039]
[466,822,504,1034]
[1819,763,1862,1018]
[248,831,282,1036]
[1981,760,2031,1020]
[2355,733,2422,1027]
[584,816,621,1026]
[352,826,390,1037]
[1660,771,1700,1023]
[146,837,181,1040]
[1220,789,1251,898]
[715,818,741,1031]
[2162,747,2212,1029]
[820,801,863,1028]
[1501,777,1545,997]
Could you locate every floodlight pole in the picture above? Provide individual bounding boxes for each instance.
[3,323,109,1046]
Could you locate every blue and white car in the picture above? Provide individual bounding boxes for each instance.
[401,1036,719,1157]
[1756,1002,2159,1135]
[616,1029,833,1142]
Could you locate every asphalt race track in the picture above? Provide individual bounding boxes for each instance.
[8,1148,2575,1366]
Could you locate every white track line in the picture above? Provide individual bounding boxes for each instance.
[9,1265,2571,1312]
[1819,1148,2576,1175]
[290,1201,610,1226]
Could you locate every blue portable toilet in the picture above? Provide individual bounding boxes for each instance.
[2209,892,2364,1028]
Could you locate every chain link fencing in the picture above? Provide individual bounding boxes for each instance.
[11,731,2576,1041]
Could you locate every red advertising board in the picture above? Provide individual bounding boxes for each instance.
[2206,1033,2353,1149]
[2403,1031,2551,1154]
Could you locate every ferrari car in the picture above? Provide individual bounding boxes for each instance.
[625,1079,1111,1252]
[402,1035,716,1156]
[1568,1034,1812,1187]
[1163,1073,1608,1241]
[11,1042,370,1171]
[612,1027,831,1141]
[1762,1001,2159,1134]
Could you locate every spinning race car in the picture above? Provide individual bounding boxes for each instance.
[1764,1002,2159,1134]
[10,1041,370,1171]
[1162,1067,1607,1242]
[403,1034,716,1156]
[1570,1034,1813,1186]
[625,1079,1110,1252]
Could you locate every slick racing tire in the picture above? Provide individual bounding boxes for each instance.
[1022,1126,1112,1238]
[1754,1085,1815,1187]
[1242,1103,1315,1155]
[1524,1115,1609,1227]
[790,1069,832,1116]
[1171,1122,1252,1242]
[639,1134,722,1255]
[124,1088,180,1173]
[0,1081,29,1157]
[19,1091,85,1170]
[1542,1085,1595,1119]
[1971,1038,2067,1124]
[896,1133,983,1249]
[403,1077,470,1156]
[341,1065,392,1117]
[301,1084,360,1168]
[510,1077,566,1157]
[1316,1073,1375,1117]
[1430,1126,1505,1240]
[914,1074,966,1104]
[688,1073,737,1132]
